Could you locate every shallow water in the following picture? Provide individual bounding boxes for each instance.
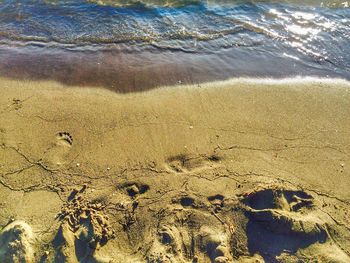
[0,0,349,91]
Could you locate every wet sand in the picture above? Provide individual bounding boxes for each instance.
[0,77,350,262]
[1,46,349,93]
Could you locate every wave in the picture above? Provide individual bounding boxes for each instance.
[85,0,349,8]
[0,0,349,81]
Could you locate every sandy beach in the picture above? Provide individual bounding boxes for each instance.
[0,77,350,262]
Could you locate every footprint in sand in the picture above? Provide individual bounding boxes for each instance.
[119,182,150,199]
[147,203,233,263]
[53,189,114,262]
[42,132,74,168]
[241,187,329,261]
[0,220,34,263]
[56,132,73,146]
[208,194,225,213]
[165,153,222,174]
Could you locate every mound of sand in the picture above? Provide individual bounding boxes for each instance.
[0,220,34,262]
[0,77,350,262]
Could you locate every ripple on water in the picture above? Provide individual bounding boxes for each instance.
[0,0,349,88]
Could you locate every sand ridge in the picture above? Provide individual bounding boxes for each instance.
[0,77,350,262]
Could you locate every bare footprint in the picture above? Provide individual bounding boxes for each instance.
[241,187,328,261]
[119,182,150,198]
[208,195,225,213]
[56,132,73,146]
[42,132,74,168]
[147,207,233,263]
[53,190,115,262]
[0,220,34,263]
[165,153,222,174]
[242,188,313,212]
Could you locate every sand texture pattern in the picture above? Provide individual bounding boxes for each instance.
[0,77,349,262]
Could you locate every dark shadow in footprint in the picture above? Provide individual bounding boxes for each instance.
[53,192,114,263]
[246,219,327,262]
[180,197,194,207]
[242,189,313,211]
[52,224,100,263]
[208,194,225,212]
[207,154,221,162]
[56,132,73,145]
[208,194,224,202]
[242,188,327,262]
[119,182,150,198]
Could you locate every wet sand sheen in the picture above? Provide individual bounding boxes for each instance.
[1,46,349,93]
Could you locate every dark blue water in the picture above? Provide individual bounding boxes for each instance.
[0,0,349,91]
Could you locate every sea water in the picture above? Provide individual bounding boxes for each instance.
[0,0,349,91]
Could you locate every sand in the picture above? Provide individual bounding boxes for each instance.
[0,77,349,262]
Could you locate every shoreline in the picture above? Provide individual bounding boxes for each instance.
[0,77,350,262]
[1,45,349,93]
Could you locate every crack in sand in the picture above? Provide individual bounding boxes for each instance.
[214,143,348,155]
[206,126,349,142]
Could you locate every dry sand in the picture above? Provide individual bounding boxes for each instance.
[0,77,349,262]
